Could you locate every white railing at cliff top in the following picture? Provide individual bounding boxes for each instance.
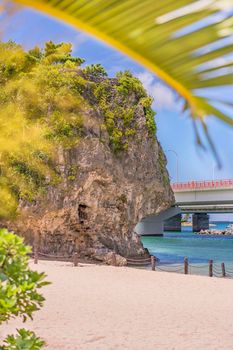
[171,179,233,191]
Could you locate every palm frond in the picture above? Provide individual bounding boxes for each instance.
[10,0,233,129]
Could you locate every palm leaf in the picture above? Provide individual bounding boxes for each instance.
[9,1,233,132]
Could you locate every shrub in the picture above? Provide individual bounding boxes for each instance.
[116,71,146,99]
[140,97,157,135]
[93,70,157,152]
[83,64,107,78]
[67,165,78,181]
[2,329,45,350]
[0,229,49,350]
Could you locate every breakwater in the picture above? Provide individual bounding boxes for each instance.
[197,227,233,236]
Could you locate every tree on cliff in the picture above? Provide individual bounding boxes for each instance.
[0,40,86,218]
[0,41,156,219]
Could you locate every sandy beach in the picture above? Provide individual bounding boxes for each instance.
[2,261,233,350]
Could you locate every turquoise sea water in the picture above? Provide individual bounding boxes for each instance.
[141,222,233,265]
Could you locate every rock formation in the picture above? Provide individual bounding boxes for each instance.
[3,65,174,264]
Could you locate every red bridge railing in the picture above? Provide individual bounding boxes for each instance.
[171,179,233,191]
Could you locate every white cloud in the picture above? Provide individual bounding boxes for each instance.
[75,33,88,45]
[137,71,180,111]
[137,71,154,91]
[71,32,89,52]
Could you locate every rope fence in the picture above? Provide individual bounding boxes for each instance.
[126,257,151,266]
[32,246,78,266]
[149,256,233,278]
[31,246,233,278]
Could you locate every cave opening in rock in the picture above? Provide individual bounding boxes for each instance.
[78,204,88,223]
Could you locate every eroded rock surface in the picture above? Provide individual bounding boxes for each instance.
[7,77,174,263]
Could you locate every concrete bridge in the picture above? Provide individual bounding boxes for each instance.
[135,179,233,236]
[172,179,233,213]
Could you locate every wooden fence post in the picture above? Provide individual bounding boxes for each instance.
[73,252,78,267]
[209,259,213,277]
[34,245,38,264]
[184,257,188,274]
[112,252,117,266]
[151,256,156,271]
[221,262,226,277]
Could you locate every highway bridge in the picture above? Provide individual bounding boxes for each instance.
[172,179,233,213]
[135,179,233,236]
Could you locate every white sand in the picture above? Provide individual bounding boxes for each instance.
[2,260,233,350]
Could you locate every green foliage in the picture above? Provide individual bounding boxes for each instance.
[8,159,46,199]
[19,0,233,158]
[0,103,52,217]
[83,64,107,78]
[2,329,45,350]
[116,71,146,99]
[27,46,43,61]
[0,229,48,322]
[0,41,157,217]
[140,97,157,136]
[67,165,78,181]
[0,41,30,83]
[0,229,49,349]
[0,40,86,218]
[46,111,83,148]
[158,147,169,186]
[43,41,85,65]
[93,71,156,151]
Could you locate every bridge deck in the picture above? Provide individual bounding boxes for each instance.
[172,179,233,192]
[172,180,233,213]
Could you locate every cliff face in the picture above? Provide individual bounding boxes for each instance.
[10,74,174,263]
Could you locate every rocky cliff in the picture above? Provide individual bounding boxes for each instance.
[4,63,174,264]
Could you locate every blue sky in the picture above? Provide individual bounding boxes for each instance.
[1,4,233,183]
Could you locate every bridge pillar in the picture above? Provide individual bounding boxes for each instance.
[192,213,209,232]
[135,219,164,236]
[164,214,182,232]
[135,207,181,237]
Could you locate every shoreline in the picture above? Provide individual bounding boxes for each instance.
[181,222,216,227]
[2,260,233,350]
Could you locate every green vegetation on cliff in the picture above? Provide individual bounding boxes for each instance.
[0,41,157,218]
[93,70,156,152]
